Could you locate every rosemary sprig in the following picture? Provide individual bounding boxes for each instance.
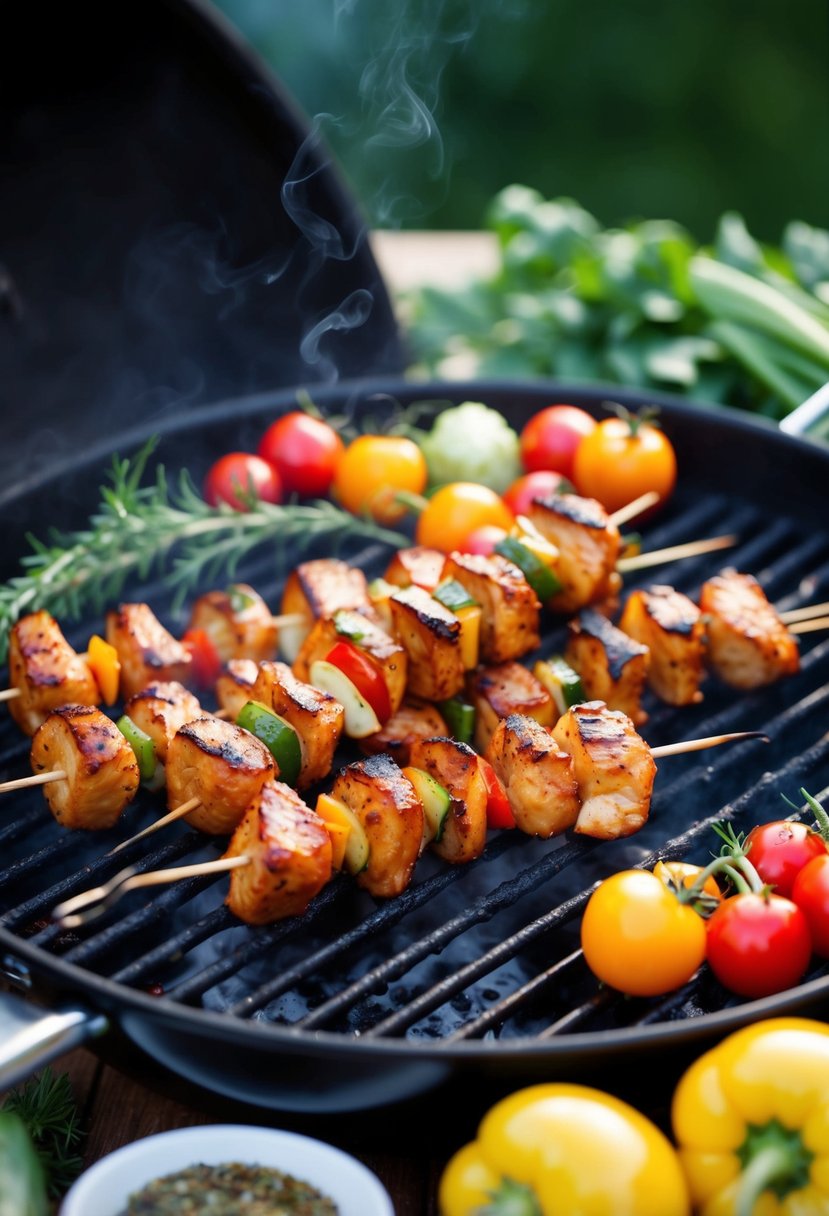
[0,438,409,663]
[1,1068,84,1201]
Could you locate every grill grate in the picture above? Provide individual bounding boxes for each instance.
[1,480,829,1062]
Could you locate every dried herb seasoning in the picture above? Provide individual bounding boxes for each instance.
[124,1161,338,1215]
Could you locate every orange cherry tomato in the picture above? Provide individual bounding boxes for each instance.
[653,860,722,904]
[415,483,515,553]
[572,410,677,514]
[332,434,427,524]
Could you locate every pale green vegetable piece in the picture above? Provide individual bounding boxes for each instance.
[0,1113,48,1216]
[419,401,522,493]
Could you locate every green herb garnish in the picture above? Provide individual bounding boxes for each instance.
[1,1068,84,1202]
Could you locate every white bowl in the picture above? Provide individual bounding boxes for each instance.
[60,1123,395,1216]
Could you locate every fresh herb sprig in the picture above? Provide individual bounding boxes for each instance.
[1,1068,84,1203]
[0,438,409,663]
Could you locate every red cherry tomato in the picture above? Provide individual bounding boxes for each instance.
[519,405,597,480]
[478,757,515,829]
[204,452,282,510]
[181,628,223,687]
[705,892,812,998]
[458,525,510,556]
[744,820,827,898]
[502,470,572,518]
[257,411,344,498]
[325,639,392,725]
[792,854,829,956]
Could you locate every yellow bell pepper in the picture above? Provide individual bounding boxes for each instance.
[86,634,120,705]
[671,1018,829,1216]
[439,1082,690,1216]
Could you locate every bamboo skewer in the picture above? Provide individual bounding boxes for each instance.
[779,601,829,625]
[608,490,662,528]
[650,731,768,759]
[616,534,738,573]
[108,797,202,855]
[788,616,829,635]
[0,768,67,793]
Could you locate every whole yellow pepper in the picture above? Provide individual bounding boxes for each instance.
[439,1082,690,1215]
[671,1017,829,1215]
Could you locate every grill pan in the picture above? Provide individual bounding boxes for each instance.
[1,378,828,1121]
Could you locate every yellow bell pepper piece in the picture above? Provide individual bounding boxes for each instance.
[86,634,120,705]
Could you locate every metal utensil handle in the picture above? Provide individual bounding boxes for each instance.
[0,989,107,1090]
[779,381,829,436]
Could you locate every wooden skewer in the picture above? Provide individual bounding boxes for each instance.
[616,533,737,573]
[0,687,21,702]
[108,797,202,855]
[779,601,829,625]
[651,730,768,759]
[52,854,250,929]
[0,768,67,793]
[269,612,307,629]
[789,616,829,635]
[608,491,662,528]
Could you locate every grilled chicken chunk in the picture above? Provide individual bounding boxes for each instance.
[466,660,554,753]
[551,700,656,839]
[252,660,344,789]
[293,609,407,715]
[485,714,580,838]
[524,493,622,614]
[123,680,203,764]
[30,704,140,830]
[165,716,275,835]
[441,551,541,663]
[388,585,465,701]
[331,754,424,897]
[279,558,379,663]
[359,698,449,767]
[224,781,333,924]
[187,583,277,665]
[699,569,800,689]
[619,585,706,705]
[215,658,259,721]
[384,546,446,592]
[105,603,192,699]
[7,611,101,736]
[408,737,488,865]
[565,608,650,725]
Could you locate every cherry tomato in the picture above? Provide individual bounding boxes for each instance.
[332,434,427,524]
[519,404,597,480]
[458,525,510,556]
[792,855,829,956]
[478,757,515,829]
[257,411,344,498]
[572,411,677,514]
[325,639,392,725]
[705,892,812,998]
[502,470,572,517]
[743,820,827,898]
[204,452,282,510]
[580,869,707,996]
[652,860,723,904]
[415,483,515,553]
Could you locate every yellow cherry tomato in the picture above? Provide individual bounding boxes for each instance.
[439,1083,690,1216]
[672,1018,829,1215]
[572,409,677,514]
[332,434,427,524]
[653,859,723,904]
[581,869,707,996]
[415,482,515,553]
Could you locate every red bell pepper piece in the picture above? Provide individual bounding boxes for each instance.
[478,756,515,829]
[181,627,223,687]
[325,639,392,725]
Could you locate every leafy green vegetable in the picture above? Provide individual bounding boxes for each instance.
[416,400,522,492]
[404,187,829,420]
[1,1069,84,1202]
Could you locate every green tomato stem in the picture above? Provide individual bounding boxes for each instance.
[800,788,829,843]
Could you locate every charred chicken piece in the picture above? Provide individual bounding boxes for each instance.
[165,716,275,835]
[388,585,465,702]
[7,611,101,737]
[187,583,277,665]
[252,660,344,789]
[440,551,541,663]
[408,736,487,865]
[224,780,333,924]
[359,697,449,768]
[524,493,622,614]
[105,603,192,700]
[123,680,203,764]
[279,558,379,663]
[619,585,706,705]
[30,704,140,831]
[466,660,554,753]
[383,545,446,592]
[565,608,650,725]
[485,714,580,838]
[699,568,800,689]
[551,700,656,839]
[215,658,260,721]
[293,609,407,716]
[330,753,424,897]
